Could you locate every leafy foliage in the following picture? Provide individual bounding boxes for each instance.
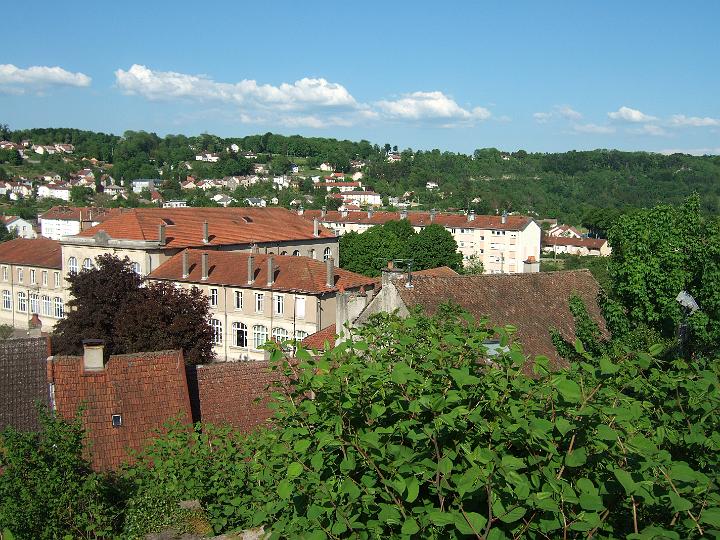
[52,254,213,364]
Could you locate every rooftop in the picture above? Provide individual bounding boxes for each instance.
[75,207,336,248]
[149,250,376,294]
[543,236,608,248]
[39,205,119,222]
[0,237,62,268]
[303,209,533,231]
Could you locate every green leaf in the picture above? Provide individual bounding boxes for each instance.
[668,492,692,512]
[341,478,361,500]
[401,517,420,535]
[455,511,488,535]
[566,447,587,467]
[405,476,419,503]
[595,424,618,441]
[556,378,582,403]
[574,339,585,354]
[579,493,605,511]
[287,461,303,479]
[277,479,293,499]
[555,417,574,436]
[599,356,620,374]
[648,343,664,357]
[427,510,456,526]
[501,454,526,471]
[669,464,697,483]
[3,531,16,540]
[391,362,418,384]
[294,439,311,453]
[331,521,347,535]
[700,507,720,527]
[613,469,636,495]
[499,506,526,523]
[378,505,402,524]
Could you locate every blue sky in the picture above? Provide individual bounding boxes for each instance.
[2,1,719,154]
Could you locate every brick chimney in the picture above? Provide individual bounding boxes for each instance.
[267,256,275,286]
[326,256,335,288]
[202,221,209,244]
[82,339,105,371]
[201,253,209,280]
[313,218,319,238]
[28,313,42,337]
[523,255,540,273]
[247,255,255,285]
[297,205,304,216]
[158,223,166,245]
[182,250,189,278]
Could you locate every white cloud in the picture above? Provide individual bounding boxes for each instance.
[630,124,667,136]
[669,114,720,127]
[375,91,491,123]
[115,64,357,110]
[533,105,582,123]
[572,123,616,134]
[0,64,91,93]
[608,106,657,123]
[659,147,720,156]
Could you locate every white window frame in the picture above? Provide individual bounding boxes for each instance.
[252,324,268,349]
[323,247,332,261]
[232,321,248,348]
[68,257,78,274]
[17,291,27,312]
[17,268,23,283]
[42,270,48,286]
[234,290,243,310]
[1,266,7,281]
[54,272,60,288]
[209,287,218,307]
[255,292,264,313]
[2,290,11,311]
[272,327,289,345]
[294,329,308,342]
[82,258,93,270]
[29,293,39,314]
[275,294,284,315]
[30,269,36,285]
[41,295,51,316]
[53,297,64,318]
[211,318,223,344]
[295,296,306,319]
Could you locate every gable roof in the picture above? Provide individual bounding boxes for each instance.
[75,207,336,248]
[303,209,533,231]
[0,337,50,432]
[543,236,608,249]
[48,349,191,471]
[39,205,118,222]
[393,270,607,370]
[0,238,62,268]
[150,250,376,294]
[302,324,337,351]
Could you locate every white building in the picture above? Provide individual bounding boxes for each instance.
[1,216,37,239]
[39,206,119,240]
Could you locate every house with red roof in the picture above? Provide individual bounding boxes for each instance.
[542,236,611,256]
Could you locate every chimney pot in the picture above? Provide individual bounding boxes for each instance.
[158,223,166,245]
[201,252,209,280]
[298,205,304,216]
[326,256,335,288]
[368,209,373,219]
[83,339,105,371]
[247,255,255,285]
[430,208,436,222]
[202,221,209,243]
[400,209,408,219]
[182,250,190,278]
[468,210,476,222]
[267,256,275,286]
[321,206,326,218]
[501,211,508,224]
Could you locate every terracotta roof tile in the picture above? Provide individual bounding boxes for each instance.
[0,337,50,432]
[303,209,533,231]
[48,349,191,471]
[76,207,336,248]
[543,237,608,249]
[394,270,607,371]
[301,324,337,351]
[39,206,119,222]
[150,251,376,294]
[0,238,62,268]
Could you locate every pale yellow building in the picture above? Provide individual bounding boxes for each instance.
[0,238,66,332]
[301,209,541,274]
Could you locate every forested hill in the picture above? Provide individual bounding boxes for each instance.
[3,126,720,224]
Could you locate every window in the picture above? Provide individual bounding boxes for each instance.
[41,295,51,316]
[255,292,264,313]
[29,293,39,314]
[17,268,23,283]
[209,288,218,307]
[1,266,7,281]
[292,250,300,256]
[53,297,64,318]
[42,271,48,286]
[295,296,306,318]
[68,257,78,274]
[2,290,11,311]
[82,258,93,270]
[232,322,247,347]
[234,291,243,310]
[323,247,332,261]
[275,294,284,315]
[54,272,60,288]
[252,324,268,349]
[309,249,316,260]
[294,329,308,342]
[17,291,27,312]
[211,318,223,344]
[131,262,141,274]
[30,269,36,285]
[272,327,289,344]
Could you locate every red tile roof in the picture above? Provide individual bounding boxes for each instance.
[39,206,119,222]
[393,270,608,371]
[543,237,608,249]
[149,250,376,294]
[303,209,533,231]
[76,207,336,248]
[301,324,337,351]
[47,349,191,471]
[0,238,62,268]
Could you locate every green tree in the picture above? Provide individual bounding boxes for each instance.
[409,223,463,271]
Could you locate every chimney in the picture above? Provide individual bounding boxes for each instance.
[367,209,374,219]
[468,210,476,222]
[313,218,319,238]
[158,223,166,245]
[247,255,255,284]
[340,208,348,218]
[251,243,259,254]
[326,256,335,288]
[321,206,327,218]
[297,205,304,216]
[28,313,42,337]
[267,256,275,286]
[380,260,404,288]
[201,252,209,280]
[501,211,508,224]
[202,221,209,244]
[524,256,540,273]
[400,209,408,220]
[182,250,189,278]
[430,208,436,222]
[82,339,105,371]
